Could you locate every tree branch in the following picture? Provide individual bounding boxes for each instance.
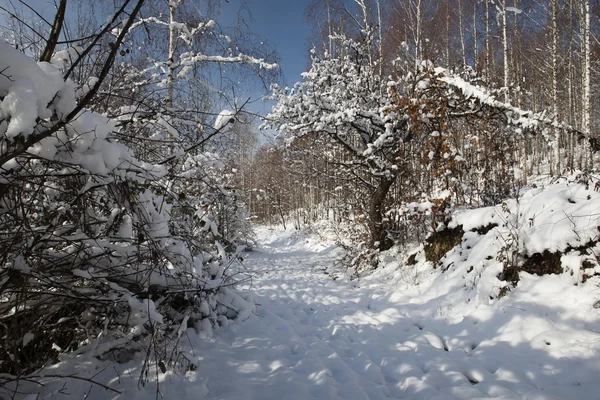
[0,0,146,169]
[40,0,67,62]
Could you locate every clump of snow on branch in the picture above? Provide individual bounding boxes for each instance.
[214,110,235,130]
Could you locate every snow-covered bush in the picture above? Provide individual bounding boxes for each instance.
[0,36,253,381]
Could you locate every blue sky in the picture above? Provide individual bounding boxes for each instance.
[221,0,312,88]
[0,0,312,119]
[215,0,313,120]
[1,0,312,86]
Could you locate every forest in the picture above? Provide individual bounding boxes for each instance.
[1,0,600,398]
[256,0,597,251]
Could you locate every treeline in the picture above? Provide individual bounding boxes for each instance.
[307,0,598,134]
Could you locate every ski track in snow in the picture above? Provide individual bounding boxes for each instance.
[188,228,600,400]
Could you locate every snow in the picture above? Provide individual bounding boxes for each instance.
[50,46,82,67]
[450,174,600,255]
[0,41,162,179]
[0,42,65,137]
[127,296,164,325]
[179,52,278,71]
[213,109,235,130]
[118,215,133,240]
[22,332,35,347]
[506,7,523,14]
[1,77,38,137]
[433,66,570,138]
[14,216,600,399]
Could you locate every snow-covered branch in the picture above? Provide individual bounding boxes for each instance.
[179,52,278,70]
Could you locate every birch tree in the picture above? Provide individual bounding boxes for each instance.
[501,0,511,101]
[552,0,561,172]
[581,0,591,135]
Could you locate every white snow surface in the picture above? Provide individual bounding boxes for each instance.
[0,41,67,137]
[213,109,235,130]
[15,222,600,399]
[449,176,600,255]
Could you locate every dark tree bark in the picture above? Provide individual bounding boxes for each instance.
[369,176,395,251]
[40,0,67,63]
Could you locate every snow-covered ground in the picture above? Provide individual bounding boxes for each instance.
[187,226,600,400]
[12,223,600,399]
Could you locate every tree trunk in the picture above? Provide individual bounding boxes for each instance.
[40,0,67,62]
[458,0,467,67]
[277,193,287,230]
[485,0,491,81]
[581,0,591,134]
[473,0,478,71]
[501,0,510,102]
[415,0,423,69]
[376,0,384,78]
[167,1,177,108]
[552,0,560,174]
[513,0,522,107]
[369,177,394,251]
[446,1,451,66]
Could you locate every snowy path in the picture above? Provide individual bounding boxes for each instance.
[191,228,600,400]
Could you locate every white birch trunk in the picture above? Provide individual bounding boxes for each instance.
[458,0,467,67]
[376,0,384,77]
[552,0,560,174]
[485,0,491,81]
[327,0,333,56]
[513,0,522,107]
[415,0,423,68]
[446,0,451,67]
[167,0,177,108]
[582,0,591,135]
[473,0,478,70]
[501,0,510,102]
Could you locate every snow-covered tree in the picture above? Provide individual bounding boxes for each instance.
[267,17,587,254]
[267,34,406,250]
